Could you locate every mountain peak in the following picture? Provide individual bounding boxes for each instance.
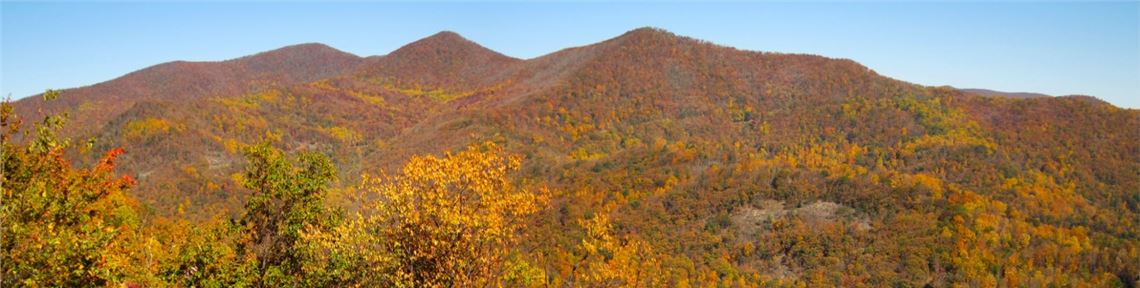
[610,27,682,43]
[358,31,520,89]
[594,27,699,52]
[238,42,355,61]
[275,42,338,51]
[234,42,363,78]
[386,30,510,61]
[424,31,465,41]
[623,27,675,37]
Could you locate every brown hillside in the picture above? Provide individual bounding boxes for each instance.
[355,31,521,91]
[14,43,363,135]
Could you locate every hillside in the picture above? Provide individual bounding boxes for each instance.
[356,31,522,90]
[13,43,364,135]
[7,28,1138,286]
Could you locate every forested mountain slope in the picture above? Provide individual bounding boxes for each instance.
[13,43,364,135]
[8,27,1138,286]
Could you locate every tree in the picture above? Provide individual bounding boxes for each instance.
[152,218,256,287]
[570,213,662,288]
[236,141,342,286]
[1,94,141,286]
[304,142,548,287]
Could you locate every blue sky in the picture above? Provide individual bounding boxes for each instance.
[2,2,1137,108]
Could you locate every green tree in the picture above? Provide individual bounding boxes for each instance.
[236,142,342,286]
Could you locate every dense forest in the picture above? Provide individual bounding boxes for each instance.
[3,28,1138,287]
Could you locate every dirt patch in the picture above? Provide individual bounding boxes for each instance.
[205,151,232,170]
[796,201,841,221]
[732,200,871,235]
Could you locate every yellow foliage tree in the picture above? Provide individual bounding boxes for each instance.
[123,117,178,141]
[304,142,548,287]
[570,213,662,287]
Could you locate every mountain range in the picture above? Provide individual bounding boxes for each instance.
[11,27,1138,286]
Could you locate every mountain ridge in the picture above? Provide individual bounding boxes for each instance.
[8,27,1138,286]
[12,41,365,135]
[13,29,1113,110]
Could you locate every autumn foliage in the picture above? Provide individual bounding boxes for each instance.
[1,94,140,286]
[303,142,547,286]
[4,28,1139,287]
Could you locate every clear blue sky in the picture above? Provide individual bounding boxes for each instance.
[2,2,1138,108]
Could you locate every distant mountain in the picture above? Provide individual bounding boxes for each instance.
[356,31,521,90]
[14,43,363,133]
[10,27,1138,286]
[960,88,1051,99]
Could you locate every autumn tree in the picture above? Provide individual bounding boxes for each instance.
[0,93,141,286]
[146,218,256,287]
[304,142,548,287]
[569,213,662,288]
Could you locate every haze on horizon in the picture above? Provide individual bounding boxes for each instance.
[2,2,1137,108]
